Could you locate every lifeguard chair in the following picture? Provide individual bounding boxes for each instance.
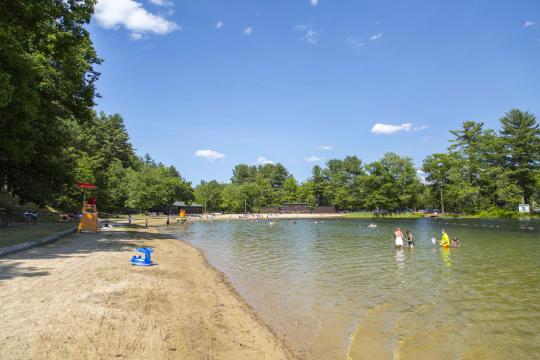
[76,182,99,234]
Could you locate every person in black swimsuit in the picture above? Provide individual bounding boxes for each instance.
[406,230,414,248]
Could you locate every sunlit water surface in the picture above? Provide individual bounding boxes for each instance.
[166,218,540,359]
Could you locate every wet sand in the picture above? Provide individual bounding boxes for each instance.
[0,227,294,360]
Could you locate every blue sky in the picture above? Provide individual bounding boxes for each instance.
[90,0,540,184]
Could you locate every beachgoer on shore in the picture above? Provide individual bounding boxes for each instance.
[128,214,132,225]
[440,229,450,248]
[394,227,404,249]
[406,230,414,248]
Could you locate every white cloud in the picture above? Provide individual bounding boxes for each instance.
[195,150,225,161]
[95,0,179,40]
[216,21,223,29]
[346,36,364,48]
[371,123,413,135]
[318,145,333,150]
[310,0,318,6]
[295,25,320,44]
[305,156,323,163]
[148,0,173,6]
[524,21,537,28]
[257,157,275,165]
[413,125,429,131]
[417,169,427,183]
[130,32,145,40]
[244,26,253,35]
[369,33,382,41]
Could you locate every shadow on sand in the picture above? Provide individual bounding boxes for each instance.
[0,226,173,282]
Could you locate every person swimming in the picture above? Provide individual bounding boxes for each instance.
[394,227,404,249]
[451,237,461,248]
[406,230,414,248]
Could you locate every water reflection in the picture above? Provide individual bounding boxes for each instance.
[440,247,452,267]
[395,249,405,270]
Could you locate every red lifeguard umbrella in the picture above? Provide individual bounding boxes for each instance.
[77,182,97,203]
[77,182,97,190]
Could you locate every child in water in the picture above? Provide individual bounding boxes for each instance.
[451,237,461,248]
[406,230,414,248]
[394,227,404,249]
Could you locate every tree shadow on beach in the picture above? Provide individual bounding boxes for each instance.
[0,226,173,282]
[0,261,52,281]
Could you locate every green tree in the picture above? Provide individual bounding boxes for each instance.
[322,156,365,210]
[309,165,327,206]
[0,0,100,203]
[125,162,193,213]
[282,176,299,203]
[422,153,457,213]
[195,180,223,212]
[499,109,540,204]
[220,183,258,213]
[231,164,257,184]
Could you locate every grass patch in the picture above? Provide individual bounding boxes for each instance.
[0,222,75,249]
[0,192,62,223]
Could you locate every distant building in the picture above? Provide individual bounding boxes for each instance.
[172,201,204,215]
[312,206,336,214]
[260,206,280,214]
[281,203,310,214]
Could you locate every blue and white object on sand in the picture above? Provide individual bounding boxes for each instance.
[130,247,154,266]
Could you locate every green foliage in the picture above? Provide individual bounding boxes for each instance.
[499,109,540,204]
[0,0,100,204]
[476,207,516,218]
[422,112,540,214]
[125,161,193,213]
[194,180,224,212]
[363,153,420,211]
[1,5,538,225]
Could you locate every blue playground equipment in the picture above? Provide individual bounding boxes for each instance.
[130,247,154,266]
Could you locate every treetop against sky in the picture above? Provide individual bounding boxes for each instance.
[90,0,540,183]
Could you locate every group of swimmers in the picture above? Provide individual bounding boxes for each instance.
[393,227,460,249]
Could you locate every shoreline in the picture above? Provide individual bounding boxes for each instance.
[0,226,295,360]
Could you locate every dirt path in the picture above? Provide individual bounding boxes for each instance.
[0,228,294,360]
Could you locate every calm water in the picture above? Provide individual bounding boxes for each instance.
[167,218,540,359]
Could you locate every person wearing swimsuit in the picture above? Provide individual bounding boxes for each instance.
[394,227,404,248]
[406,230,414,248]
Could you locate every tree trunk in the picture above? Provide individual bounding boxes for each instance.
[439,185,445,214]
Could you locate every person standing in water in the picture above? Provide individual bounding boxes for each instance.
[394,227,404,249]
[406,230,414,248]
[440,229,450,248]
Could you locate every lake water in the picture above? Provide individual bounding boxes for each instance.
[167,218,540,359]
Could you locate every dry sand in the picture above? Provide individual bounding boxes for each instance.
[0,227,294,360]
[210,213,343,221]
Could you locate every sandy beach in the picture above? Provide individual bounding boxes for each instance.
[212,213,343,221]
[0,227,294,360]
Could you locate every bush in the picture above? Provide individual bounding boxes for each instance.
[476,207,516,218]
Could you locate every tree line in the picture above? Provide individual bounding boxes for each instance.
[196,111,540,215]
[1,2,538,217]
[0,1,193,215]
